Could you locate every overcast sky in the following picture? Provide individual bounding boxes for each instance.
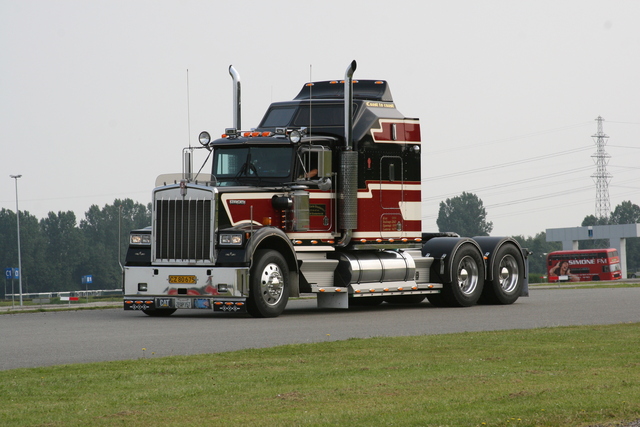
[1,0,639,238]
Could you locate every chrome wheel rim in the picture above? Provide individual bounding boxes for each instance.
[457,255,479,296]
[260,262,284,306]
[498,254,519,293]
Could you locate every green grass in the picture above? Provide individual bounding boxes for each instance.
[1,323,639,426]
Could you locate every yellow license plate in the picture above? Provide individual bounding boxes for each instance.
[168,275,197,284]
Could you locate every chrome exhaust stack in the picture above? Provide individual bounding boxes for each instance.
[229,65,241,130]
[338,60,358,247]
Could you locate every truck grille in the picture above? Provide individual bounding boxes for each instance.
[154,197,213,263]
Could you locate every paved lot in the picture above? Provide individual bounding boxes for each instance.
[0,287,638,371]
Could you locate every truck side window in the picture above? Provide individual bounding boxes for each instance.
[298,150,318,180]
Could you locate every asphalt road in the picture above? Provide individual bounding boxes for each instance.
[1,287,638,371]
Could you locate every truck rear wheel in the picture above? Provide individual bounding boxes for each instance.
[439,245,484,307]
[247,249,290,318]
[479,244,524,305]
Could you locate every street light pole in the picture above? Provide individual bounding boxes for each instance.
[10,174,23,306]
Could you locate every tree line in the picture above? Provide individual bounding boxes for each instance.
[2,194,638,295]
[1,199,150,296]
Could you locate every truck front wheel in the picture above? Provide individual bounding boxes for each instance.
[247,250,290,318]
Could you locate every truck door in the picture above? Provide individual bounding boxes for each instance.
[379,155,404,236]
[297,146,334,233]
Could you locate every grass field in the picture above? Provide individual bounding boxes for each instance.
[1,322,639,426]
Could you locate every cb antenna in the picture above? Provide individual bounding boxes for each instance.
[186,69,192,148]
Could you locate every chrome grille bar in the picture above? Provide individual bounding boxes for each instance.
[153,190,213,263]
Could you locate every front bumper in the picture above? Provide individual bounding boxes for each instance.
[123,265,249,312]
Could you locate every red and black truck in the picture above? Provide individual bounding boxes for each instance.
[123,61,528,318]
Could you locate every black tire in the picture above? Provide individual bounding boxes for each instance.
[384,295,426,305]
[142,308,177,317]
[247,249,289,318]
[479,244,524,305]
[426,294,446,307]
[439,244,484,307]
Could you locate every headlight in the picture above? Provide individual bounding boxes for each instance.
[130,234,151,245]
[220,233,243,245]
[199,131,211,145]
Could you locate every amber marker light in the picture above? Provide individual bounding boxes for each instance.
[319,288,325,292]
[335,288,342,292]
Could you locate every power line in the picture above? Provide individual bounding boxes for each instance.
[427,121,593,156]
[423,146,592,182]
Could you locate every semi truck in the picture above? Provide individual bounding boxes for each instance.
[123,61,528,318]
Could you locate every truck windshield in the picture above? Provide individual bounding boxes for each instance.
[212,146,293,185]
